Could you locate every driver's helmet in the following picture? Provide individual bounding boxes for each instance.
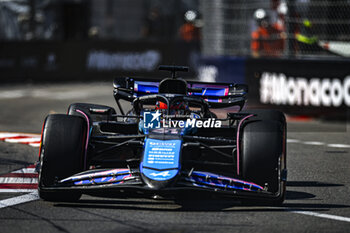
[155,100,189,115]
[155,101,168,110]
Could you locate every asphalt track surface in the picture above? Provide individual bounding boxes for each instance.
[0,82,349,233]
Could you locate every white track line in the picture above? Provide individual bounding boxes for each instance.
[287,139,300,143]
[0,177,38,184]
[0,90,26,99]
[0,132,39,137]
[0,89,91,100]
[0,191,39,209]
[0,132,41,148]
[0,189,36,193]
[302,141,325,146]
[29,143,40,147]
[288,139,350,149]
[0,134,20,140]
[289,210,350,223]
[4,138,40,143]
[12,168,36,174]
[327,144,350,148]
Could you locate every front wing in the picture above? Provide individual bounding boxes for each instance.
[39,168,283,200]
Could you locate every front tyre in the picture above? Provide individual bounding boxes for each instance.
[241,118,286,206]
[38,114,87,202]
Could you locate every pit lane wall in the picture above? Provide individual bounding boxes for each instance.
[0,41,199,82]
[199,57,350,118]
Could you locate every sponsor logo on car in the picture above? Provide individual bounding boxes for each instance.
[149,171,171,177]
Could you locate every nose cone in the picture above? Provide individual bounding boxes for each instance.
[141,138,182,189]
[141,168,179,189]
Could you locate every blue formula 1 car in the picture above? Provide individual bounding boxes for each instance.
[37,65,287,205]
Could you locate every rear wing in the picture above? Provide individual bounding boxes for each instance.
[113,77,247,109]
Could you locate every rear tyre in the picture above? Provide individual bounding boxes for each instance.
[38,114,87,202]
[241,117,286,206]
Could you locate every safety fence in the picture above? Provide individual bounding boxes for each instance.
[201,0,350,58]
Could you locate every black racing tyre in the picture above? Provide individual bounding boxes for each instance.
[68,103,116,122]
[241,119,286,206]
[240,109,287,205]
[241,109,286,124]
[38,114,87,202]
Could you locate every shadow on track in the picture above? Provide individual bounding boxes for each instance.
[287,181,344,187]
[286,190,316,200]
[52,180,347,212]
[285,181,344,200]
[54,198,350,213]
